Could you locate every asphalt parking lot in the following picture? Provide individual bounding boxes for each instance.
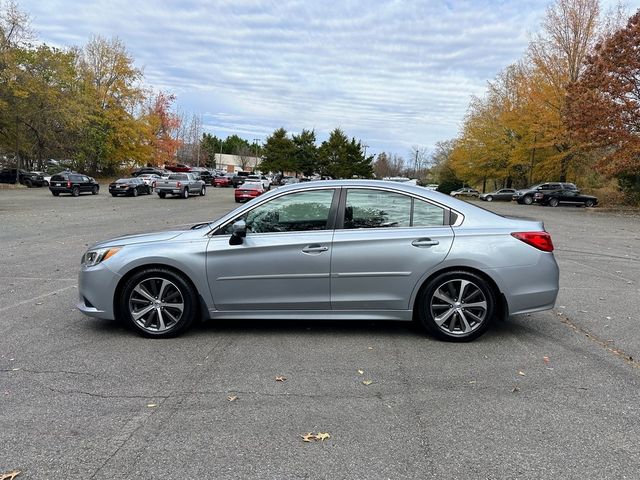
[1,185,639,479]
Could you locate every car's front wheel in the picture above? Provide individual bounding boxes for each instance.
[92,185,99,195]
[418,271,495,342]
[486,196,493,202]
[522,195,533,205]
[585,200,594,207]
[120,268,198,338]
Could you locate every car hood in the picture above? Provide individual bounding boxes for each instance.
[92,230,185,249]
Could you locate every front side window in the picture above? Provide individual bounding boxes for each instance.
[221,189,335,234]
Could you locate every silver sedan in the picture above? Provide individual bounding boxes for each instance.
[77,180,559,341]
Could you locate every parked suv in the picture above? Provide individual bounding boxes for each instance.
[49,173,100,196]
[0,168,46,187]
[512,182,577,205]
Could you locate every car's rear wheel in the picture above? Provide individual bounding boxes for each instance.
[585,200,594,207]
[120,268,197,338]
[486,195,493,202]
[522,195,533,205]
[200,186,206,196]
[182,188,189,199]
[418,271,495,342]
[52,191,59,196]
[158,192,166,199]
[549,198,559,207]
[111,192,117,197]
[72,186,80,197]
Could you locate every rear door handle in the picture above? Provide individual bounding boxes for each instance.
[302,244,329,254]
[412,238,439,248]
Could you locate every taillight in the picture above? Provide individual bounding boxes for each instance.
[176,181,182,188]
[67,181,72,188]
[511,232,554,252]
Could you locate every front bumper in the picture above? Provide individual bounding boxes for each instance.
[77,263,122,320]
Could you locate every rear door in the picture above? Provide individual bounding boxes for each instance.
[330,187,454,311]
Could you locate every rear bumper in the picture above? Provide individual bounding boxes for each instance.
[488,253,559,316]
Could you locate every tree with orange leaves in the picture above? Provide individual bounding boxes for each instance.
[146,91,182,167]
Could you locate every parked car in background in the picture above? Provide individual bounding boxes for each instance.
[49,172,100,196]
[0,168,46,187]
[450,187,480,198]
[137,174,162,189]
[281,177,300,185]
[191,168,214,185]
[534,189,598,207]
[234,181,265,202]
[479,188,516,202]
[156,173,206,199]
[132,167,169,177]
[228,173,247,188]
[165,164,192,173]
[31,171,52,186]
[512,182,577,205]
[213,174,232,187]
[246,174,271,190]
[77,180,559,341]
[423,184,439,191]
[109,177,152,197]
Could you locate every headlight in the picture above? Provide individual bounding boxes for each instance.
[81,247,122,267]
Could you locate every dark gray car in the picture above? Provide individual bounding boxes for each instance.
[77,180,559,341]
[479,189,516,202]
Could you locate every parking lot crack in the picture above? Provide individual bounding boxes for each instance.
[44,385,170,400]
[559,313,639,369]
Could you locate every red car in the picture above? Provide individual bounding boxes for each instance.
[165,163,191,173]
[213,175,232,187]
[234,182,264,202]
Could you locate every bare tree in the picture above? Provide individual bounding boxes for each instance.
[236,145,253,171]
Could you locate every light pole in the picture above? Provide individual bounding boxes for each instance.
[363,144,369,159]
[253,138,260,171]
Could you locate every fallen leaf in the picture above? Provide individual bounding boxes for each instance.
[518,371,526,376]
[367,346,374,350]
[357,369,364,375]
[362,380,373,386]
[315,432,331,441]
[0,470,21,480]
[275,376,287,382]
[227,395,238,402]
[146,403,158,408]
[511,386,520,393]
[468,380,477,384]
[301,433,315,442]
[543,356,550,364]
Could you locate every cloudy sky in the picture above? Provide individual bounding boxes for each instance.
[18,0,593,156]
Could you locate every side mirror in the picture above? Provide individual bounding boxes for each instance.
[229,220,247,245]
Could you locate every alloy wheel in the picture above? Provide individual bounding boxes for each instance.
[128,277,185,333]
[429,279,488,336]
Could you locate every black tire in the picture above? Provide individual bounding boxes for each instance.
[119,268,198,338]
[52,191,59,196]
[522,195,533,205]
[158,192,166,199]
[486,196,493,202]
[417,270,495,342]
[146,186,152,195]
[132,187,138,197]
[585,200,594,207]
[72,186,80,197]
[549,198,559,207]
[24,179,33,188]
[111,193,117,197]
[200,186,206,196]
[44,180,49,186]
[91,185,99,195]
[182,188,189,199]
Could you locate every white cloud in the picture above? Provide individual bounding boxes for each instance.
[21,0,552,157]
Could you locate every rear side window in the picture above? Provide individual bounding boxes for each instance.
[70,175,82,182]
[344,189,445,228]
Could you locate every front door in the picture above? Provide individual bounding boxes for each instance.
[206,188,338,311]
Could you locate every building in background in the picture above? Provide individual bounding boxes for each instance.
[213,153,262,173]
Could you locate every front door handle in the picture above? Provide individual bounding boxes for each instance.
[412,238,439,248]
[302,244,329,254]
